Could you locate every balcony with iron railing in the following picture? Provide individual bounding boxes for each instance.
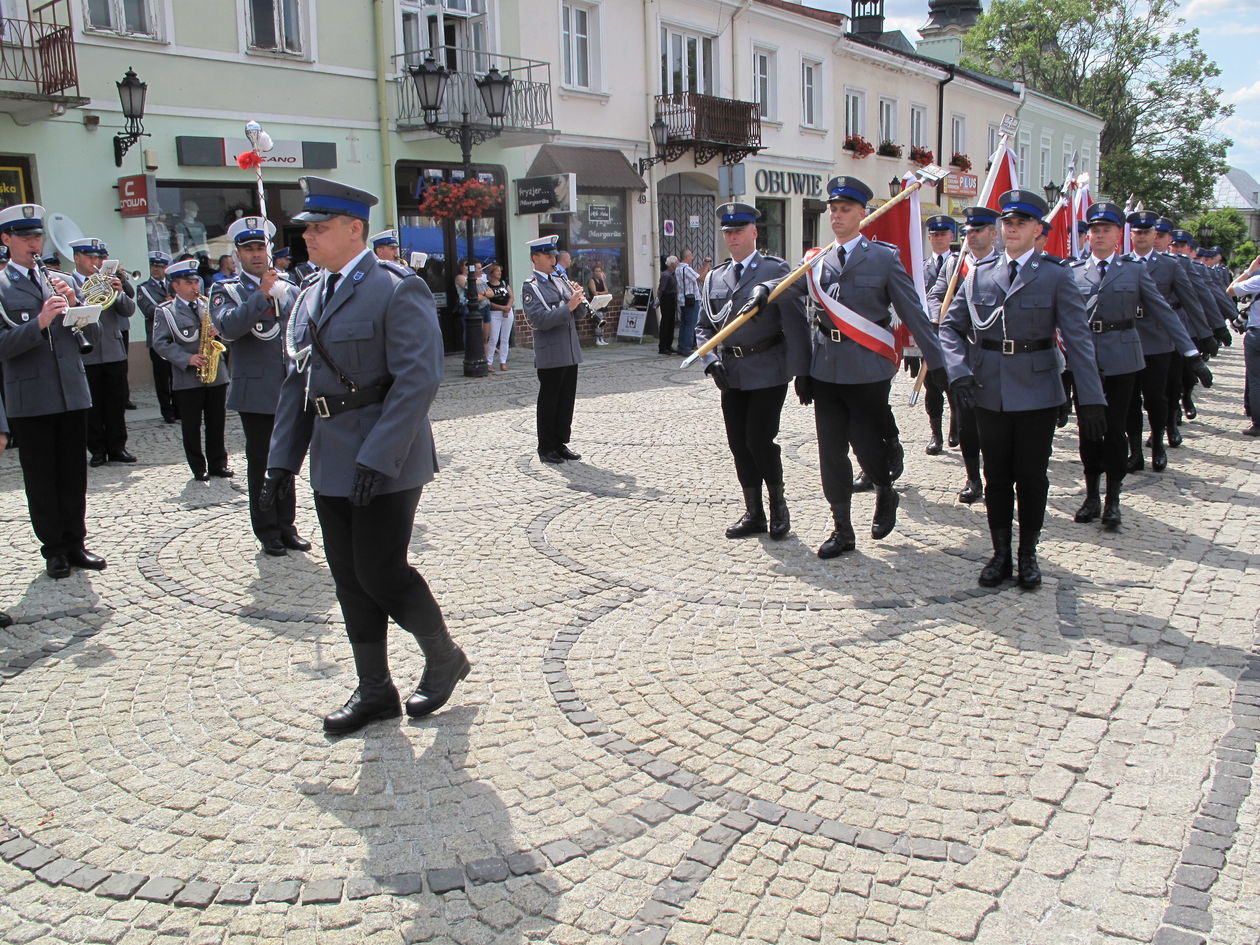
[654,91,763,166]
[0,0,88,120]
[392,47,554,141]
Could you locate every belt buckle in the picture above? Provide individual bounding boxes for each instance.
[1090,321,1103,333]
[1135,308,1144,319]
[314,396,331,419]
[830,329,843,343]
[1001,339,1015,355]
[731,345,744,358]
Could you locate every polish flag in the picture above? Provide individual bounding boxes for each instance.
[1043,197,1072,260]
[979,145,1020,213]
[862,172,928,362]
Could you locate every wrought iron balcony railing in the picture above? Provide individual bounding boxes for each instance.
[392,48,553,135]
[0,0,79,96]
[655,91,763,165]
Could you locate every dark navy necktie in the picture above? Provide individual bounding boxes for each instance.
[323,272,340,307]
[1097,259,1107,279]
[733,262,744,283]
[838,247,847,267]
[1008,259,1018,283]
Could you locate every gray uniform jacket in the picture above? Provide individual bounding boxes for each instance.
[210,274,297,415]
[74,270,134,365]
[695,253,810,389]
[777,239,952,385]
[1191,259,1234,330]
[1070,256,1196,375]
[0,265,92,417]
[1174,256,1221,337]
[521,271,583,370]
[152,296,230,393]
[923,251,955,321]
[1132,252,1204,353]
[136,277,169,346]
[942,254,1105,412]
[269,255,442,499]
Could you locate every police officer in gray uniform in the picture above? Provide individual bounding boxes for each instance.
[942,190,1107,590]
[0,204,106,578]
[695,203,810,540]
[211,216,308,557]
[70,238,137,466]
[1068,203,1211,531]
[0,393,11,625]
[521,235,584,464]
[916,214,959,454]
[261,177,467,736]
[775,176,954,558]
[137,251,177,423]
[1170,229,1227,423]
[152,259,233,481]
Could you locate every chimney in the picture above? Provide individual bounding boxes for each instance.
[849,0,885,36]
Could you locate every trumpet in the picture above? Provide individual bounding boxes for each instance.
[194,296,226,384]
[33,257,93,356]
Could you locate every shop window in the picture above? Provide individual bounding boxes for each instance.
[86,0,157,37]
[570,191,627,298]
[755,198,785,259]
[146,181,300,262]
[802,201,823,259]
[248,0,303,55]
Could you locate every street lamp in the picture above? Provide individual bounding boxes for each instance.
[1198,222,1214,244]
[888,177,902,198]
[1043,181,1063,205]
[636,118,670,176]
[113,67,149,167]
[409,55,514,377]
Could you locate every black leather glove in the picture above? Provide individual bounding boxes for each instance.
[1187,354,1213,388]
[258,468,293,511]
[794,375,814,406]
[949,375,978,410]
[706,361,729,391]
[350,464,384,507]
[902,355,921,376]
[928,367,948,391]
[1198,335,1220,358]
[1078,403,1107,441]
[734,283,770,320]
[1215,325,1232,347]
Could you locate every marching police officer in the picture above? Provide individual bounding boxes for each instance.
[1068,203,1210,531]
[152,259,233,481]
[913,214,959,455]
[775,176,954,558]
[942,190,1107,590]
[1169,229,1228,425]
[370,229,400,263]
[70,237,137,466]
[210,216,308,557]
[695,203,810,540]
[262,176,467,735]
[0,204,106,578]
[521,235,584,464]
[137,252,177,423]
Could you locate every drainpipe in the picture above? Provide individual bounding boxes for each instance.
[936,63,955,208]
[644,0,660,287]
[374,0,397,226]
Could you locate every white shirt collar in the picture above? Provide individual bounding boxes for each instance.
[732,251,757,269]
[1004,247,1037,269]
[330,248,372,286]
[1091,252,1117,267]
[839,234,863,256]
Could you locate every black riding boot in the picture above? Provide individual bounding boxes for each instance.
[925,412,944,455]
[979,528,1013,587]
[1074,474,1101,523]
[726,487,768,538]
[767,482,790,540]
[1017,531,1042,589]
[818,506,856,559]
[323,639,402,734]
[405,624,471,718]
[958,452,983,504]
[1101,478,1122,531]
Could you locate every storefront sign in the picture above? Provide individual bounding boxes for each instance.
[588,204,610,222]
[222,137,304,166]
[942,173,979,197]
[117,173,156,217]
[174,136,337,169]
[754,169,824,197]
[515,173,576,214]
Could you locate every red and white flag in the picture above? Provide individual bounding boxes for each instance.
[979,144,1020,213]
[1043,196,1072,260]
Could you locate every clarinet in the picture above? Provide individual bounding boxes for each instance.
[33,258,93,355]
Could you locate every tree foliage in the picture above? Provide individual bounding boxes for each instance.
[1183,207,1248,260]
[961,0,1232,216]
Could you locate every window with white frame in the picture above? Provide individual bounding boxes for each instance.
[753,47,775,120]
[1040,138,1051,185]
[86,0,157,37]
[661,24,714,95]
[845,88,865,137]
[1079,149,1090,176]
[248,0,303,54]
[951,115,966,157]
[562,2,598,90]
[801,59,821,127]
[909,104,927,148]
[878,98,897,145]
[402,1,492,73]
[1018,134,1030,181]
[987,123,999,158]
[1062,146,1074,181]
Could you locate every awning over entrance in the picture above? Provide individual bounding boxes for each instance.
[526,145,645,191]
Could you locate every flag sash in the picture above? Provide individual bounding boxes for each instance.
[806,257,898,363]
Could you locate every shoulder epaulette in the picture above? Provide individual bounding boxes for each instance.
[869,239,900,252]
[974,255,999,268]
[1069,258,1088,268]
[760,253,786,263]
[377,258,411,278]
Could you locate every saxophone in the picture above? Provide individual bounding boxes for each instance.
[195,296,226,384]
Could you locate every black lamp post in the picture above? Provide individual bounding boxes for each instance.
[1043,181,1063,205]
[636,117,670,176]
[113,67,149,167]
[409,55,513,377]
[888,177,902,198]
[1198,222,1214,245]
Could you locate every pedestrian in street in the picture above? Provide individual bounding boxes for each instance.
[695,202,810,541]
[675,249,702,357]
[136,252,178,423]
[521,235,584,464]
[775,177,953,558]
[152,258,233,482]
[1068,203,1211,531]
[657,256,678,355]
[1227,253,1260,435]
[69,237,137,468]
[261,176,468,735]
[941,189,1107,590]
[0,204,107,579]
[483,263,515,371]
[210,216,310,557]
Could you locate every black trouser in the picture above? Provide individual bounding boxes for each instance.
[8,409,88,559]
[924,369,953,422]
[536,364,578,453]
[1166,351,1184,421]
[719,383,788,489]
[657,298,677,353]
[240,411,295,541]
[314,487,445,646]
[1126,352,1172,450]
[1184,340,1212,399]
[974,406,1058,543]
[957,404,980,469]
[149,347,175,418]
[120,330,131,403]
[85,360,129,456]
[1078,372,1137,482]
[173,384,227,475]
[814,378,894,511]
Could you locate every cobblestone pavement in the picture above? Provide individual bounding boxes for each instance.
[0,343,1256,945]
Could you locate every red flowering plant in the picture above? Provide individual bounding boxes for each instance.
[909,145,934,166]
[950,152,972,172]
[843,134,875,158]
[418,179,505,221]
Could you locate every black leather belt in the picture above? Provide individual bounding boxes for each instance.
[980,338,1055,354]
[1089,319,1135,333]
[312,384,389,419]
[721,331,784,358]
